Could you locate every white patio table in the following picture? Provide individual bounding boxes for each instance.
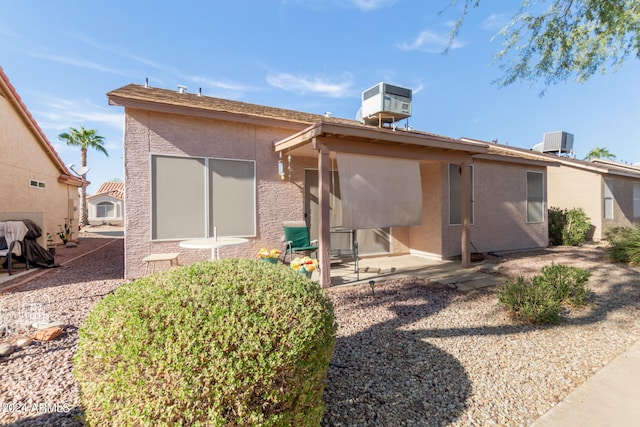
[179,236,248,260]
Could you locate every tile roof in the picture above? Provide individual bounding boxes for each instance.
[90,181,124,200]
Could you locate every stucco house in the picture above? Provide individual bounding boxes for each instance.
[87,181,124,226]
[0,67,82,245]
[107,83,553,287]
[479,142,640,241]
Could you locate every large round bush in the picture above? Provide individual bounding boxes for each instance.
[74,258,336,426]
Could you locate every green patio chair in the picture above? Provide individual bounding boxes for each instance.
[283,221,318,264]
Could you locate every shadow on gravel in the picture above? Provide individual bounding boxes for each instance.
[323,281,472,426]
[5,407,83,427]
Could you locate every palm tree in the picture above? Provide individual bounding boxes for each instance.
[58,126,108,226]
[584,147,616,161]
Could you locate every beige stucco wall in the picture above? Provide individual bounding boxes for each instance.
[0,87,78,245]
[441,159,549,257]
[547,166,602,239]
[602,175,640,236]
[123,109,306,278]
[547,165,640,240]
[406,161,444,258]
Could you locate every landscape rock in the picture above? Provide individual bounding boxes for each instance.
[0,343,15,357]
[16,337,33,348]
[32,326,63,341]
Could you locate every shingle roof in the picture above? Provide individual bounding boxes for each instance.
[107,84,358,126]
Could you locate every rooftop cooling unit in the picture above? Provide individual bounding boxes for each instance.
[361,82,412,126]
[542,131,574,154]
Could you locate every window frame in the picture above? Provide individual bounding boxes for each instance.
[634,183,640,219]
[150,154,256,241]
[603,179,614,220]
[526,170,544,224]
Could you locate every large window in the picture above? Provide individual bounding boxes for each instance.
[526,171,544,223]
[604,180,614,220]
[97,202,115,218]
[151,155,255,240]
[449,164,474,225]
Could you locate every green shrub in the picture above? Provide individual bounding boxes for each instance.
[548,207,566,246]
[605,225,640,264]
[74,258,337,426]
[497,263,591,324]
[562,208,591,246]
[548,207,591,246]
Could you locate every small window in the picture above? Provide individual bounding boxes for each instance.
[29,179,46,189]
[634,184,640,218]
[526,171,544,223]
[604,180,614,219]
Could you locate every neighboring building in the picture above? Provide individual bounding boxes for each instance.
[484,143,640,241]
[87,181,124,226]
[0,67,82,244]
[108,84,552,286]
[546,158,640,240]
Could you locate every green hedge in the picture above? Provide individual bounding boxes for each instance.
[74,258,337,426]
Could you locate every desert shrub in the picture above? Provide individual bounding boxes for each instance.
[547,207,591,246]
[74,258,337,427]
[497,263,591,324]
[605,225,640,264]
[562,208,591,246]
[548,207,566,246]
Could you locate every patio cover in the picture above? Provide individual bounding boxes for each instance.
[337,152,422,229]
[274,120,489,288]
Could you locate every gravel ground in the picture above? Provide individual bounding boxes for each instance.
[323,243,640,426]
[1,238,638,426]
[1,234,126,426]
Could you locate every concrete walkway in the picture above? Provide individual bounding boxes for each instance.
[330,254,505,290]
[531,338,640,427]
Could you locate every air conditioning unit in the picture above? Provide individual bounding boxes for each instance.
[361,82,412,126]
[542,131,574,154]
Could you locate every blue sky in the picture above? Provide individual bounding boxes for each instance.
[2,0,639,193]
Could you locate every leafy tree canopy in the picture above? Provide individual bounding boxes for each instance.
[584,147,616,160]
[448,0,640,87]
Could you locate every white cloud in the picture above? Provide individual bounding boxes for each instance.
[348,0,397,11]
[397,30,466,53]
[34,96,124,134]
[280,0,396,11]
[481,13,509,31]
[27,51,127,76]
[266,73,354,98]
[187,76,257,97]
